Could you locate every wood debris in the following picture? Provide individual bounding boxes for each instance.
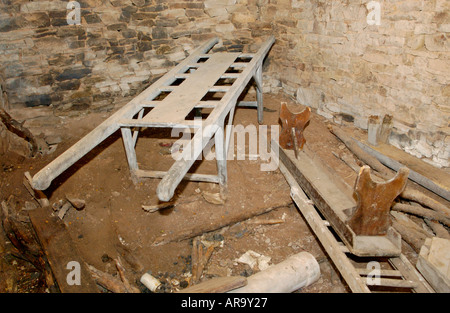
[190,236,220,285]
[88,257,140,293]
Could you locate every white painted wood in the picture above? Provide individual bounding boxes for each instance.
[255,64,263,123]
[214,125,227,194]
[132,108,144,146]
[121,127,138,176]
[118,119,200,129]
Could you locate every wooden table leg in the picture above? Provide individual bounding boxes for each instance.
[215,125,228,199]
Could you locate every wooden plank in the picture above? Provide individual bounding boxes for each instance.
[28,205,98,293]
[152,202,290,246]
[31,37,220,191]
[229,62,248,68]
[356,141,450,201]
[356,268,403,277]
[416,237,450,292]
[375,278,418,289]
[178,276,247,293]
[275,140,356,249]
[118,119,199,129]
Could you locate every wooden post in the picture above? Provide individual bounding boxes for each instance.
[214,124,227,198]
[120,127,139,178]
[254,64,264,124]
[367,115,381,146]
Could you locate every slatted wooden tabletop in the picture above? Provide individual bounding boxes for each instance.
[32,36,275,203]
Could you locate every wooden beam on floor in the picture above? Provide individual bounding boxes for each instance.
[28,205,98,293]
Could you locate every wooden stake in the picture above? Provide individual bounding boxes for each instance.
[152,202,291,246]
[190,237,200,285]
[378,115,393,144]
[115,257,140,293]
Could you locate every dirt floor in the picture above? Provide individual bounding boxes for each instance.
[0,91,443,293]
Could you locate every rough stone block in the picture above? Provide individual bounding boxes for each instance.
[24,12,51,28]
[152,27,168,39]
[0,17,23,32]
[56,68,92,81]
[56,80,82,91]
[25,94,52,107]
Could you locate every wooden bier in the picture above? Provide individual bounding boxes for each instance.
[272,138,404,257]
[31,37,275,203]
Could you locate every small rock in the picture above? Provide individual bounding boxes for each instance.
[45,135,62,145]
[213,233,224,241]
[202,191,225,205]
[66,195,85,210]
[236,250,271,271]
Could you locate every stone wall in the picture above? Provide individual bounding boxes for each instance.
[263,0,449,167]
[0,0,271,112]
[0,0,448,167]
